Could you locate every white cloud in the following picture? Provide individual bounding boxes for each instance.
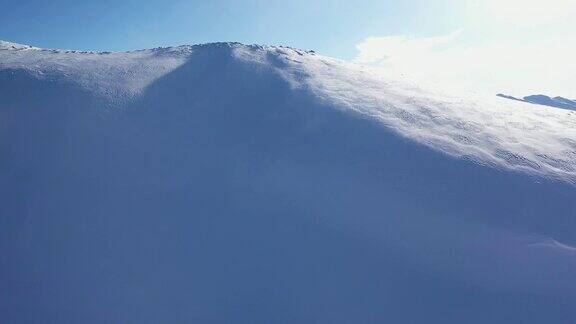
[354,30,576,98]
[354,30,463,65]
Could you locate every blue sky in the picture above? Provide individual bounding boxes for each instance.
[2,0,575,96]
[0,0,465,58]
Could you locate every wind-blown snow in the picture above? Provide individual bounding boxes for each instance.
[1,40,576,323]
[3,41,575,181]
[238,45,576,183]
[0,41,190,104]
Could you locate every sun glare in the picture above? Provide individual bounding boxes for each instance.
[471,0,576,26]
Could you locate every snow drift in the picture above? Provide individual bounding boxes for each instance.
[1,40,576,323]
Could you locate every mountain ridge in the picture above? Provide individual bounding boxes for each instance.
[498,93,576,111]
[2,39,576,183]
[0,38,316,56]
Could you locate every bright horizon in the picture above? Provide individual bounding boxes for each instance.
[2,0,575,96]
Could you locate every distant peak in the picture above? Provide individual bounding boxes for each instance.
[497,93,576,111]
[0,40,38,51]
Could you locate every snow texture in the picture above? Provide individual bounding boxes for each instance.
[1,40,576,323]
[3,41,575,182]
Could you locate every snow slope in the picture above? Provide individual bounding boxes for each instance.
[1,40,576,323]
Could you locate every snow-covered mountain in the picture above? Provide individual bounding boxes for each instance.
[498,93,576,111]
[2,40,576,323]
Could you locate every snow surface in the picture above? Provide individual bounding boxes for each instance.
[1,40,576,323]
[3,41,575,182]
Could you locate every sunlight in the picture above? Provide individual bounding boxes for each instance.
[471,0,576,26]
